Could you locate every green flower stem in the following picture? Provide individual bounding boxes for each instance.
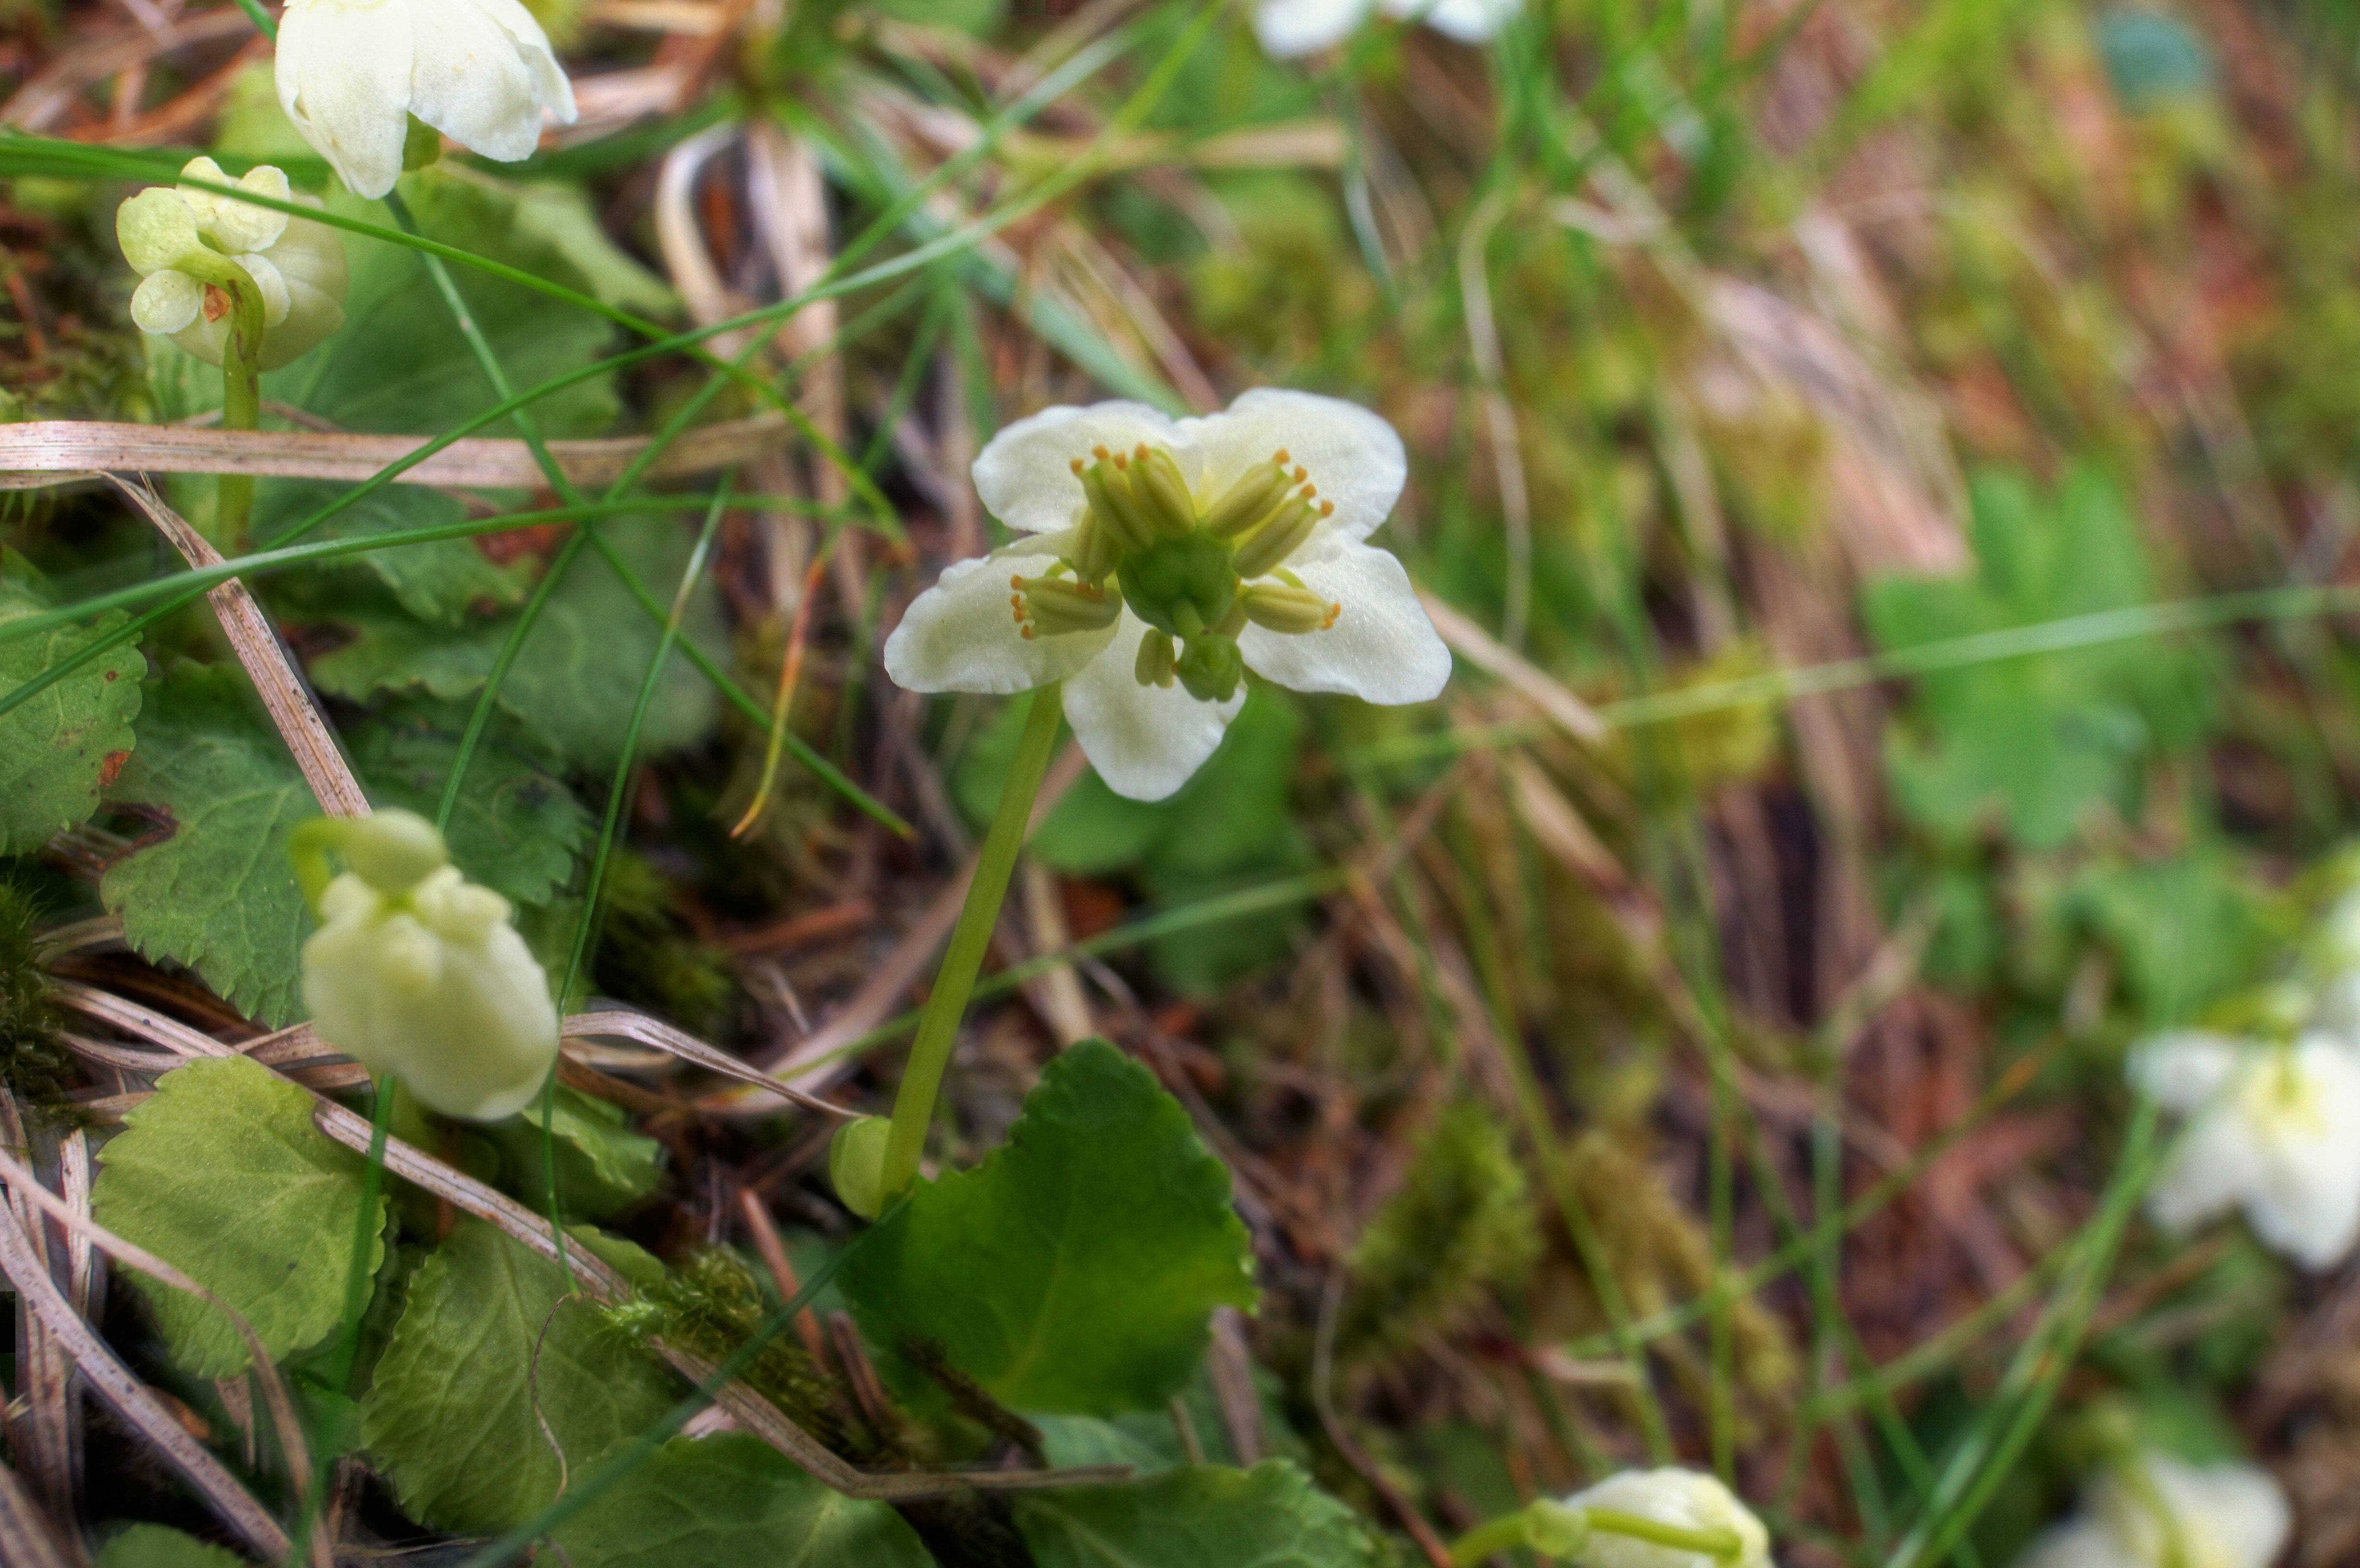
[880,683,1064,1198]
[175,248,267,550]
[1445,1515,1535,1566]
[1584,1507,1745,1560]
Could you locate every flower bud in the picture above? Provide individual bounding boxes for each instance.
[830,1115,893,1219]
[117,188,202,276]
[118,161,348,371]
[1176,633,1244,704]
[341,808,451,893]
[177,157,290,255]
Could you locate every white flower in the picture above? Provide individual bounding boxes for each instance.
[117,159,349,370]
[883,389,1451,801]
[275,0,578,200]
[1253,0,1518,59]
[2129,1029,2360,1269]
[300,809,559,1121]
[2015,1453,2289,1568]
[1561,1468,1775,1568]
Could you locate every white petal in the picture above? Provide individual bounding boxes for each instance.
[1063,612,1243,801]
[2102,1458,2291,1568]
[233,252,293,327]
[971,401,1192,535]
[1560,1469,1773,1568]
[2010,1518,2144,1568]
[407,0,542,162]
[130,270,203,335]
[2145,1108,2264,1238]
[116,187,201,275]
[1239,538,1450,704]
[277,0,414,200]
[1379,0,1517,42]
[460,0,577,122]
[1182,387,1406,543]
[1253,0,1375,56]
[2244,1037,2360,1268]
[882,550,1117,696]
[2126,1030,2246,1111]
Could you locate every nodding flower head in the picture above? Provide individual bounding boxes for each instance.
[116,158,348,370]
[883,389,1451,801]
[1555,1469,1775,1568]
[2015,1452,2289,1568]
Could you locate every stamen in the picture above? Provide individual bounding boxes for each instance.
[1241,582,1342,636]
[1272,449,1290,465]
[1080,460,1155,552]
[1013,575,1122,636]
[1233,496,1323,577]
[1203,456,1296,539]
[1131,445,1198,538]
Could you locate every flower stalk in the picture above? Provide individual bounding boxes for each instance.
[1445,1500,1747,1566]
[876,682,1065,1200]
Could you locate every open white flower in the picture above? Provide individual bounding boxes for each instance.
[1253,0,1518,59]
[884,389,1452,801]
[1560,1468,1775,1568]
[299,809,559,1121]
[2129,1029,2360,1269]
[117,158,348,370]
[276,0,578,200]
[2016,1452,2289,1568]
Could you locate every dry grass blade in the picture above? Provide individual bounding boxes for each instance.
[0,1457,80,1568]
[104,475,370,818]
[1417,592,1608,744]
[562,1008,856,1118]
[0,1193,290,1560]
[0,414,793,491]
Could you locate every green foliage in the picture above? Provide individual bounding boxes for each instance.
[483,1084,665,1219]
[552,1434,935,1568]
[259,480,537,627]
[844,1041,1258,1415]
[0,876,72,1110]
[345,702,586,906]
[98,666,313,1025]
[359,1219,676,1533]
[0,550,144,855]
[91,1055,384,1378]
[1341,1103,1539,1366]
[957,688,1310,992]
[2065,848,2282,1019]
[305,520,725,770]
[1017,1461,1379,1568]
[1864,468,2212,848]
[93,1524,249,1568]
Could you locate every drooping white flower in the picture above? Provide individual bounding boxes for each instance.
[275,0,578,200]
[117,159,349,370]
[1253,0,1518,60]
[2015,1452,2289,1568]
[2129,1029,2360,1269]
[883,389,1451,802]
[1560,1468,1775,1568]
[299,809,559,1121]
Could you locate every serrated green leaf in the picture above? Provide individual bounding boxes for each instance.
[306,521,724,770]
[552,1434,935,1568]
[485,1085,665,1220]
[359,1218,675,1533]
[99,666,313,1025]
[0,552,145,855]
[345,704,586,906]
[92,1055,385,1379]
[843,1041,1257,1415]
[94,1524,251,1568]
[1863,467,2212,848]
[258,480,537,627]
[1017,1461,1377,1568]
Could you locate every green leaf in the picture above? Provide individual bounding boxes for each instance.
[1862,467,2212,848]
[843,1041,1257,1415]
[91,1055,385,1379]
[2067,849,2284,1020]
[359,1218,676,1534]
[99,666,314,1026]
[94,1524,251,1568]
[306,520,725,770]
[345,703,587,906]
[1017,1461,1378,1568]
[552,1433,935,1568]
[0,551,145,855]
[257,480,537,627]
[484,1085,666,1220]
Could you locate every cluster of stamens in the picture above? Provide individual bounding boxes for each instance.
[1005,441,1343,704]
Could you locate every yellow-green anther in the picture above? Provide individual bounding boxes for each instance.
[1069,510,1120,585]
[1204,453,1297,538]
[1135,629,1178,688]
[1131,445,1198,538]
[1233,496,1328,577]
[1013,575,1121,637]
[1088,453,1160,550]
[1242,583,1340,634]
[1075,459,1150,552]
[1216,597,1249,637]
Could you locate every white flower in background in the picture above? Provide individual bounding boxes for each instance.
[117,158,348,370]
[1253,0,1518,60]
[1560,1468,1775,1568]
[275,0,578,200]
[2015,1452,2289,1568]
[884,389,1452,801]
[300,809,559,1121]
[2129,1029,2360,1269]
